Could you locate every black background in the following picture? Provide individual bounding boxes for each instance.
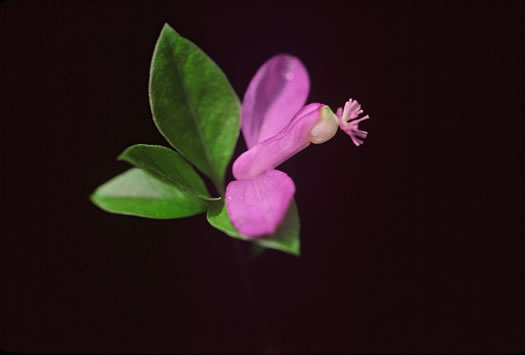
[2,0,524,353]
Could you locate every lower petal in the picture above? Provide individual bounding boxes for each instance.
[225,169,295,238]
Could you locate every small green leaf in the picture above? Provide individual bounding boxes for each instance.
[118,144,219,201]
[207,199,243,239]
[91,168,207,219]
[207,200,301,256]
[149,23,241,192]
[256,203,300,256]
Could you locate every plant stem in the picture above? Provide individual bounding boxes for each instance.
[231,239,278,353]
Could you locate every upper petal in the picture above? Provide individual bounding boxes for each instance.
[242,54,310,148]
[225,169,295,238]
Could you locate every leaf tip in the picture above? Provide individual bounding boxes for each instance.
[292,247,301,257]
[116,144,136,162]
[161,22,176,35]
[89,189,102,208]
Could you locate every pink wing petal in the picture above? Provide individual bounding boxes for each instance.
[242,54,310,148]
[233,103,324,180]
[225,169,295,238]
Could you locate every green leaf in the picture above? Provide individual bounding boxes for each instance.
[91,168,207,219]
[149,23,241,192]
[118,144,219,201]
[207,200,301,256]
[206,200,243,239]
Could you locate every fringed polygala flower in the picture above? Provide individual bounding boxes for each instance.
[225,55,370,238]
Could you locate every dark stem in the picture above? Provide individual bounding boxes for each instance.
[231,239,278,353]
[214,179,226,197]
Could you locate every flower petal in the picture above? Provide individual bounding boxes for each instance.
[225,169,295,238]
[233,103,325,180]
[242,54,310,148]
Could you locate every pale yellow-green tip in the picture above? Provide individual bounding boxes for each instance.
[309,105,339,144]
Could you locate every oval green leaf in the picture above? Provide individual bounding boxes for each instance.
[207,199,301,256]
[149,23,241,192]
[91,168,207,219]
[118,144,219,201]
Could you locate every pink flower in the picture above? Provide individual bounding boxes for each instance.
[225,55,369,238]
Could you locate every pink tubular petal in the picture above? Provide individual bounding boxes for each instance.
[233,103,324,180]
[242,55,310,148]
[225,169,295,238]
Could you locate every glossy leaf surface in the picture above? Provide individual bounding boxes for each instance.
[91,168,207,219]
[149,23,240,191]
[118,144,218,201]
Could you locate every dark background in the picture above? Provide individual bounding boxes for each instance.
[2,0,524,353]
